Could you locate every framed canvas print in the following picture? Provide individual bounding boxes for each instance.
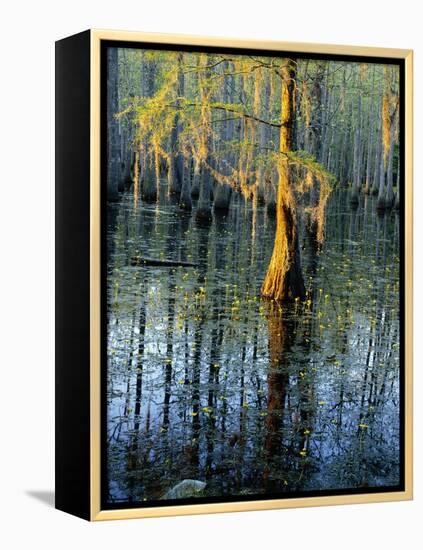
[55,29,413,521]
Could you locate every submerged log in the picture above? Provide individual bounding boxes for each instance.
[131,256,199,268]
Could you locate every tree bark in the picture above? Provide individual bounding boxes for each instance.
[169,53,185,196]
[214,183,232,213]
[195,164,212,222]
[377,67,397,210]
[376,135,386,210]
[394,155,400,210]
[195,54,213,223]
[179,158,192,210]
[261,58,306,301]
[107,47,120,202]
[350,69,363,205]
[191,159,200,198]
[371,115,382,196]
[141,154,157,202]
[384,116,397,208]
[364,66,376,194]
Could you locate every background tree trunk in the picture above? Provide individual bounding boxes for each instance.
[169,53,185,196]
[107,47,120,201]
[384,116,397,208]
[179,158,192,210]
[394,156,400,210]
[350,70,363,205]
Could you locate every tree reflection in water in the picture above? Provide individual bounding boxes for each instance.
[106,188,400,504]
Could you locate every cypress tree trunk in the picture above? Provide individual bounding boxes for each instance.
[139,54,156,200]
[154,146,161,200]
[364,67,376,194]
[326,113,335,173]
[257,70,271,204]
[213,183,232,213]
[371,119,382,196]
[261,58,305,302]
[266,175,277,216]
[238,75,248,193]
[122,147,133,190]
[179,158,192,210]
[377,67,395,210]
[195,164,212,222]
[212,64,233,214]
[376,138,386,210]
[336,66,347,184]
[141,155,157,202]
[266,73,279,215]
[394,156,400,210]
[107,47,120,202]
[320,84,332,167]
[350,72,363,206]
[119,129,130,192]
[169,53,185,196]
[307,63,325,238]
[120,50,134,191]
[384,121,396,208]
[191,159,200,198]
[363,135,371,194]
[339,99,353,187]
[195,54,213,223]
[310,62,325,161]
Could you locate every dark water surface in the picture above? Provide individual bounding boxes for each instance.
[105,188,400,504]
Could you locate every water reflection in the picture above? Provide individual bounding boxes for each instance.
[106,188,400,504]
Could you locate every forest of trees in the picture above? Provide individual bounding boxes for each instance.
[105,47,402,503]
[107,48,400,303]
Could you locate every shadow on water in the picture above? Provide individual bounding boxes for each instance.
[105,188,401,503]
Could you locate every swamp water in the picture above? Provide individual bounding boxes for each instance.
[106,188,400,504]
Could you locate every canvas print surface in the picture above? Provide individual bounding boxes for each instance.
[104,45,402,507]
